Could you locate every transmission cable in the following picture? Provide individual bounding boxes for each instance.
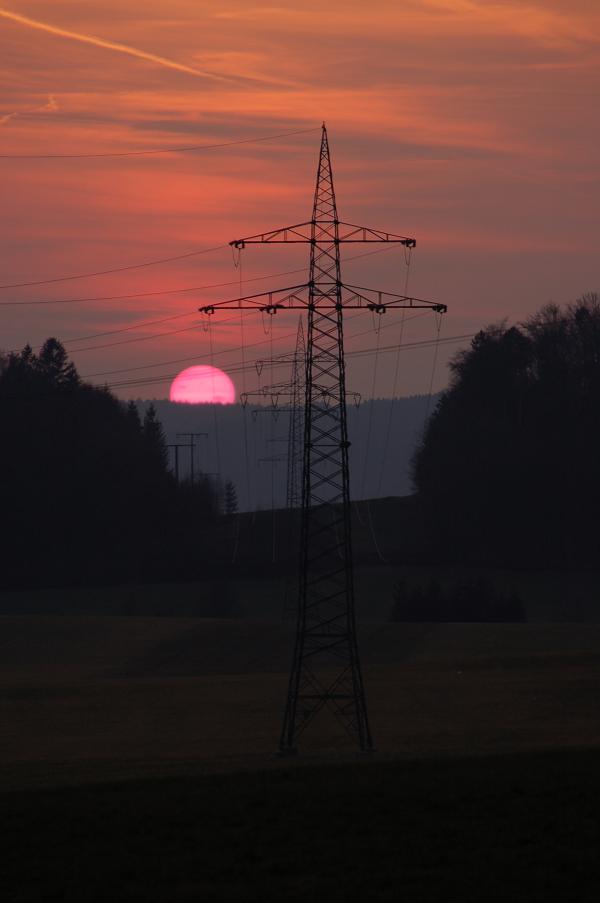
[81,321,280,378]
[376,245,412,496]
[0,244,228,291]
[3,309,201,356]
[5,333,471,398]
[238,257,254,514]
[207,319,223,507]
[0,239,396,305]
[77,309,447,381]
[355,305,390,563]
[232,245,250,560]
[0,126,320,160]
[67,320,216,353]
[358,282,414,563]
[62,304,285,353]
[424,312,444,420]
[359,310,383,500]
[269,318,277,565]
[96,333,469,393]
[92,334,465,396]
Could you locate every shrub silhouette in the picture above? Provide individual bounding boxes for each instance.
[391,577,526,622]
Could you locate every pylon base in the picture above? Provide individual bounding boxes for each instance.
[277,747,298,758]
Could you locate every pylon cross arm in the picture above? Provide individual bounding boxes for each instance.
[336,222,416,245]
[230,220,416,246]
[230,221,313,245]
[343,283,447,313]
[199,282,445,314]
[198,284,308,314]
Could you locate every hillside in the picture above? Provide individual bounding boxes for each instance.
[136,396,435,510]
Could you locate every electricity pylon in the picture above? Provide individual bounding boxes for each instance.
[200,125,446,752]
[175,432,207,483]
[167,442,186,482]
[241,317,307,509]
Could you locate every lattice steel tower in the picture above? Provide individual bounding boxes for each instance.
[199,125,446,752]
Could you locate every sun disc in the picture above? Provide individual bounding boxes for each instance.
[169,365,235,404]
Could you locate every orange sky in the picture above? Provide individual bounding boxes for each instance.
[1,1,599,398]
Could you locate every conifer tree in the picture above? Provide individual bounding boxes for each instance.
[36,337,79,387]
[142,402,169,472]
[224,480,238,516]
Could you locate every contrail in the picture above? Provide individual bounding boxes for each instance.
[0,92,58,125]
[0,8,236,83]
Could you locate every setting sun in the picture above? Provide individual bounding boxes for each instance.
[169,365,235,404]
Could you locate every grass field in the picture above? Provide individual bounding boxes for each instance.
[3,750,600,902]
[2,560,600,623]
[2,614,599,899]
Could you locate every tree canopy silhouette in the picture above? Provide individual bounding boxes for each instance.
[0,339,218,589]
[412,294,600,566]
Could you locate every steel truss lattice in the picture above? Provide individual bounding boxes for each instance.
[199,125,446,752]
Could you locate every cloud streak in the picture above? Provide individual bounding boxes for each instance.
[1,0,596,395]
[0,93,58,125]
[0,8,237,84]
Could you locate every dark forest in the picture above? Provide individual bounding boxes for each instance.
[3,296,600,590]
[0,339,218,589]
[413,293,600,567]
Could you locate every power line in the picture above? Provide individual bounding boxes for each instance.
[96,333,472,393]
[3,239,449,382]
[68,311,290,354]
[0,262,305,308]
[67,321,216,353]
[3,244,403,356]
[0,244,228,291]
[3,332,469,402]
[68,303,397,355]
[74,308,439,378]
[51,310,197,342]
[0,239,396,305]
[0,125,321,160]
[3,311,201,357]
[82,322,295,378]
[7,330,467,399]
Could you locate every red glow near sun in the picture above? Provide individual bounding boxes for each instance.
[169,365,236,404]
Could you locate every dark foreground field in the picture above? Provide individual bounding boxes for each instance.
[2,615,600,900]
[3,751,600,902]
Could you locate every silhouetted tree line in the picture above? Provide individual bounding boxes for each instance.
[0,339,220,589]
[413,293,600,567]
[391,578,525,623]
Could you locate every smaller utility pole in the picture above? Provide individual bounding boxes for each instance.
[167,443,186,482]
[176,432,208,482]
